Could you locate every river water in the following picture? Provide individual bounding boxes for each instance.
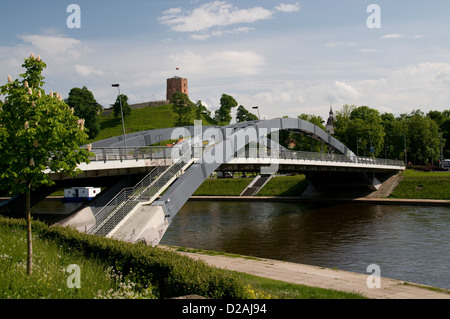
[29,199,450,290]
[160,200,450,290]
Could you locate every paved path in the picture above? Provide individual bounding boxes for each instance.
[166,247,450,299]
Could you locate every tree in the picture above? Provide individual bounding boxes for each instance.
[236,105,258,123]
[0,54,92,275]
[113,94,131,118]
[195,100,210,120]
[295,114,326,152]
[66,86,102,139]
[333,104,356,149]
[405,110,440,165]
[170,92,195,126]
[441,118,450,158]
[214,94,238,125]
[333,105,385,157]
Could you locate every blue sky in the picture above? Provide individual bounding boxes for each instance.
[1,1,450,121]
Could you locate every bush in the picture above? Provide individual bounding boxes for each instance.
[0,216,250,299]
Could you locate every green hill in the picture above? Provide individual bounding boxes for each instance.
[88,104,216,144]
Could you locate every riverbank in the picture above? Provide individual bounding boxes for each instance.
[189,195,450,206]
[165,246,450,299]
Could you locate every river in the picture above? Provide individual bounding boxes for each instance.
[29,199,450,290]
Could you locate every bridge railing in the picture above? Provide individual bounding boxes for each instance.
[86,146,195,236]
[88,146,171,162]
[239,148,404,167]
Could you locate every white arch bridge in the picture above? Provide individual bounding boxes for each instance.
[57,118,404,246]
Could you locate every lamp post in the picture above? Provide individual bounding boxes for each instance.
[252,106,261,120]
[112,84,127,150]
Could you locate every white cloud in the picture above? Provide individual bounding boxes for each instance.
[75,64,104,77]
[382,33,404,39]
[333,81,360,99]
[275,3,301,13]
[17,34,89,61]
[168,49,265,77]
[159,1,273,33]
[190,26,254,40]
[360,49,382,53]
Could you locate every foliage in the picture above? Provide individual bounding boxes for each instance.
[0,219,156,299]
[195,100,211,120]
[333,105,385,157]
[295,114,327,152]
[66,86,102,139]
[403,110,440,165]
[0,55,92,195]
[170,92,195,126]
[331,105,446,165]
[0,217,251,299]
[0,54,92,275]
[236,105,258,123]
[214,94,238,125]
[113,94,132,118]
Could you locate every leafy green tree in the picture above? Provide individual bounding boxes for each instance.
[333,105,385,157]
[426,110,449,160]
[405,110,440,165]
[195,100,210,119]
[66,86,102,139]
[0,54,92,275]
[113,94,131,118]
[295,114,326,152]
[236,105,258,123]
[441,118,450,158]
[380,112,410,161]
[214,94,238,125]
[333,104,356,149]
[170,92,195,126]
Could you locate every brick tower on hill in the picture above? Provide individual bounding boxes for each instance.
[166,76,188,101]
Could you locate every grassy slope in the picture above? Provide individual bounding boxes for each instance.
[390,169,450,200]
[89,104,176,144]
[257,175,307,196]
[89,104,216,144]
[0,223,156,299]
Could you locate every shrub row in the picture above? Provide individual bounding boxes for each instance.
[0,217,250,299]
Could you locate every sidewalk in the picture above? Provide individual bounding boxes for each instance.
[169,248,450,299]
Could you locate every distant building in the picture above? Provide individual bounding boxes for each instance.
[166,76,188,101]
[326,106,335,135]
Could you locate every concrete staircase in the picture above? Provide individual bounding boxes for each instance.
[85,149,194,239]
[240,175,273,196]
[366,174,403,198]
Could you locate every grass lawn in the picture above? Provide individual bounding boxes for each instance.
[0,224,156,299]
[232,272,366,299]
[256,175,308,196]
[89,104,217,144]
[390,169,450,200]
[193,178,252,196]
[89,104,176,143]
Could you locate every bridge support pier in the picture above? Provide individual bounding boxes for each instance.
[303,171,395,198]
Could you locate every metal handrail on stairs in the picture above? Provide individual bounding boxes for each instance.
[86,147,194,236]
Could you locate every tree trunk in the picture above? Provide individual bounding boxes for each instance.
[26,185,32,275]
